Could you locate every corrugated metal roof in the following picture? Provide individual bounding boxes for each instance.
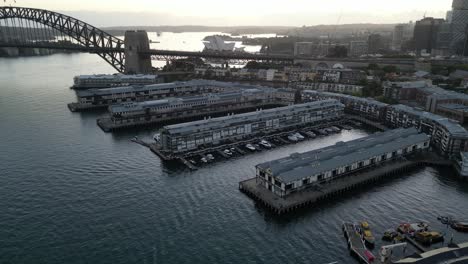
[257,128,429,184]
[163,99,344,135]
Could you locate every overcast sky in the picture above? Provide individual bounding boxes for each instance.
[8,0,454,26]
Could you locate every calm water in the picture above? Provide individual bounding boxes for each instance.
[1,35,468,264]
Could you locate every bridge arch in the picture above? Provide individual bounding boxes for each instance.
[0,6,125,72]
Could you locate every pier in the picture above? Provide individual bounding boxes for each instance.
[342,223,374,264]
[239,159,425,215]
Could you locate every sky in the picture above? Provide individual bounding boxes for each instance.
[5,0,455,26]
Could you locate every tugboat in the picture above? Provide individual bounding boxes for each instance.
[415,231,444,245]
[359,221,376,248]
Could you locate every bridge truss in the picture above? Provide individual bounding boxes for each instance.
[0,6,125,72]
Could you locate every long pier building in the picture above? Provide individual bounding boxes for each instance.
[97,88,288,132]
[68,80,261,112]
[158,99,344,154]
[254,128,430,198]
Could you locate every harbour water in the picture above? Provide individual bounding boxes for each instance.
[1,33,468,264]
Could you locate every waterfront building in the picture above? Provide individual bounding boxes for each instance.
[383,80,468,124]
[316,69,367,85]
[69,80,252,111]
[302,90,388,121]
[159,100,344,154]
[385,104,468,157]
[100,88,287,131]
[293,82,363,95]
[255,128,430,198]
[72,74,162,89]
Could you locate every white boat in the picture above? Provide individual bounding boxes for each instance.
[245,144,256,151]
[259,140,272,148]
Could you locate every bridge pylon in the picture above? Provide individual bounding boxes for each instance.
[124,30,152,74]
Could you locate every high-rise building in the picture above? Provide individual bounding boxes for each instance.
[450,0,468,55]
[368,34,385,54]
[392,22,414,51]
[413,17,445,55]
[349,41,368,57]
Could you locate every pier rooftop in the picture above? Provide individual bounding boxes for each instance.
[76,79,272,97]
[256,128,429,185]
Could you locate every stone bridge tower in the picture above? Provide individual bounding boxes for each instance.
[124,30,152,74]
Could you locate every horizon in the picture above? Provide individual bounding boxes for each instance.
[3,0,453,27]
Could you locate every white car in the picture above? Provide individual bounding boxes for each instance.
[294,133,305,141]
[206,154,215,160]
[288,134,298,142]
[245,144,256,151]
[259,140,272,148]
[224,149,233,156]
[200,157,208,163]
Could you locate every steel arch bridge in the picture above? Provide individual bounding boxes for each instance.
[0,6,126,72]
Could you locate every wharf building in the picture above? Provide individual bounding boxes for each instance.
[255,128,430,198]
[72,74,162,89]
[68,80,258,112]
[98,88,288,132]
[302,90,388,121]
[159,100,344,154]
[385,104,468,157]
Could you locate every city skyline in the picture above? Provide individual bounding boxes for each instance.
[5,0,453,26]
